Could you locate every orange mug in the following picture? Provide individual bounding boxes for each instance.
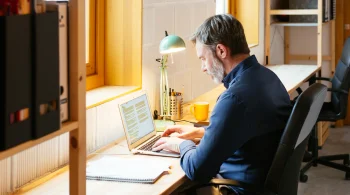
[190,102,209,121]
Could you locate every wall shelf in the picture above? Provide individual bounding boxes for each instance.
[271,21,331,26]
[271,22,318,26]
[269,9,319,15]
[265,0,335,146]
[265,0,325,68]
[0,121,79,161]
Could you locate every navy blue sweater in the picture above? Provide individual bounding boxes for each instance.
[179,55,292,194]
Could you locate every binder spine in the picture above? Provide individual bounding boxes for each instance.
[0,15,32,150]
[32,11,60,138]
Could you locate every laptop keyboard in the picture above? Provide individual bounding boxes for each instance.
[138,135,161,151]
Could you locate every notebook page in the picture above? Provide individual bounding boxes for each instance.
[86,156,171,181]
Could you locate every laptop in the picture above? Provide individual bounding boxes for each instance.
[118,91,180,158]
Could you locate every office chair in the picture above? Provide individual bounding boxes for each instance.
[300,37,350,182]
[180,83,327,195]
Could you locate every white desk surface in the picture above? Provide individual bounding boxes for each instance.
[23,64,320,195]
[267,64,320,95]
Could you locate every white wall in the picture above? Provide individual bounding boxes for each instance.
[142,0,218,113]
[289,24,332,101]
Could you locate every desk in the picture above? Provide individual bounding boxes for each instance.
[24,64,320,195]
[23,138,188,195]
[182,64,320,124]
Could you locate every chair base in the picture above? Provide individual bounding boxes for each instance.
[300,154,350,182]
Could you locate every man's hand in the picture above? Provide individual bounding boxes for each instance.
[162,125,205,140]
[152,137,185,153]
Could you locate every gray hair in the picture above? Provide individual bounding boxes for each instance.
[190,14,250,56]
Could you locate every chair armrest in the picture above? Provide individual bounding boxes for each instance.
[327,88,349,95]
[296,87,303,95]
[180,179,262,194]
[315,77,332,82]
[209,179,260,190]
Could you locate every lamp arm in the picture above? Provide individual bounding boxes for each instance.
[164,67,170,116]
[159,66,163,116]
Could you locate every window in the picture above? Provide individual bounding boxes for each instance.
[85,0,142,91]
[228,0,259,47]
[86,0,104,91]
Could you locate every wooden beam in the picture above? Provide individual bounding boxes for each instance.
[289,55,332,61]
[345,0,350,39]
[265,0,271,65]
[344,0,350,125]
[346,92,350,125]
[68,0,87,194]
[0,122,78,161]
[284,27,290,64]
[335,0,344,63]
[86,0,105,91]
[331,20,336,75]
[317,0,322,69]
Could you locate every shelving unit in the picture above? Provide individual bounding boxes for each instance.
[265,0,335,146]
[0,0,86,194]
[265,0,324,68]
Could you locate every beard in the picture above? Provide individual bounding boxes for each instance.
[206,55,225,84]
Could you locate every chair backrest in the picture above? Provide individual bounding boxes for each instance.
[264,83,327,195]
[331,37,350,116]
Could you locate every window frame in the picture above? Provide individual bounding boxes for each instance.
[86,0,142,92]
[86,0,105,91]
[228,0,259,47]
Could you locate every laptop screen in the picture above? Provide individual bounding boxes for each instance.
[119,93,155,144]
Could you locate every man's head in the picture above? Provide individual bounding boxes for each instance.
[190,14,250,84]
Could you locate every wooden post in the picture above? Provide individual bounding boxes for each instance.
[344,0,350,125]
[331,20,336,75]
[335,0,345,127]
[265,0,271,65]
[317,0,322,69]
[284,26,290,64]
[69,0,87,194]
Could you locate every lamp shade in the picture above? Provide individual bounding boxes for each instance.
[159,35,186,54]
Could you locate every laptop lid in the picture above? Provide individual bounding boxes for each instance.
[118,91,157,150]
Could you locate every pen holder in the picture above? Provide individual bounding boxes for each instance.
[32,11,61,138]
[0,15,33,150]
[170,95,183,120]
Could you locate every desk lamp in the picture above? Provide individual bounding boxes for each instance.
[157,31,186,119]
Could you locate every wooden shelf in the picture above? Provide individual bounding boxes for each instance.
[265,0,325,69]
[0,0,86,194]
[270,9,319,15]
[271,22,318,27]
[271,21,331,27]
[0,121,78,161]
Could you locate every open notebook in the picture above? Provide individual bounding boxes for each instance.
[86,156,172,184]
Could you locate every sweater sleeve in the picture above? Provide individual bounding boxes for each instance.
[179,92,250,183]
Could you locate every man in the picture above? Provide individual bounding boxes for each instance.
[152,14,292,195]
